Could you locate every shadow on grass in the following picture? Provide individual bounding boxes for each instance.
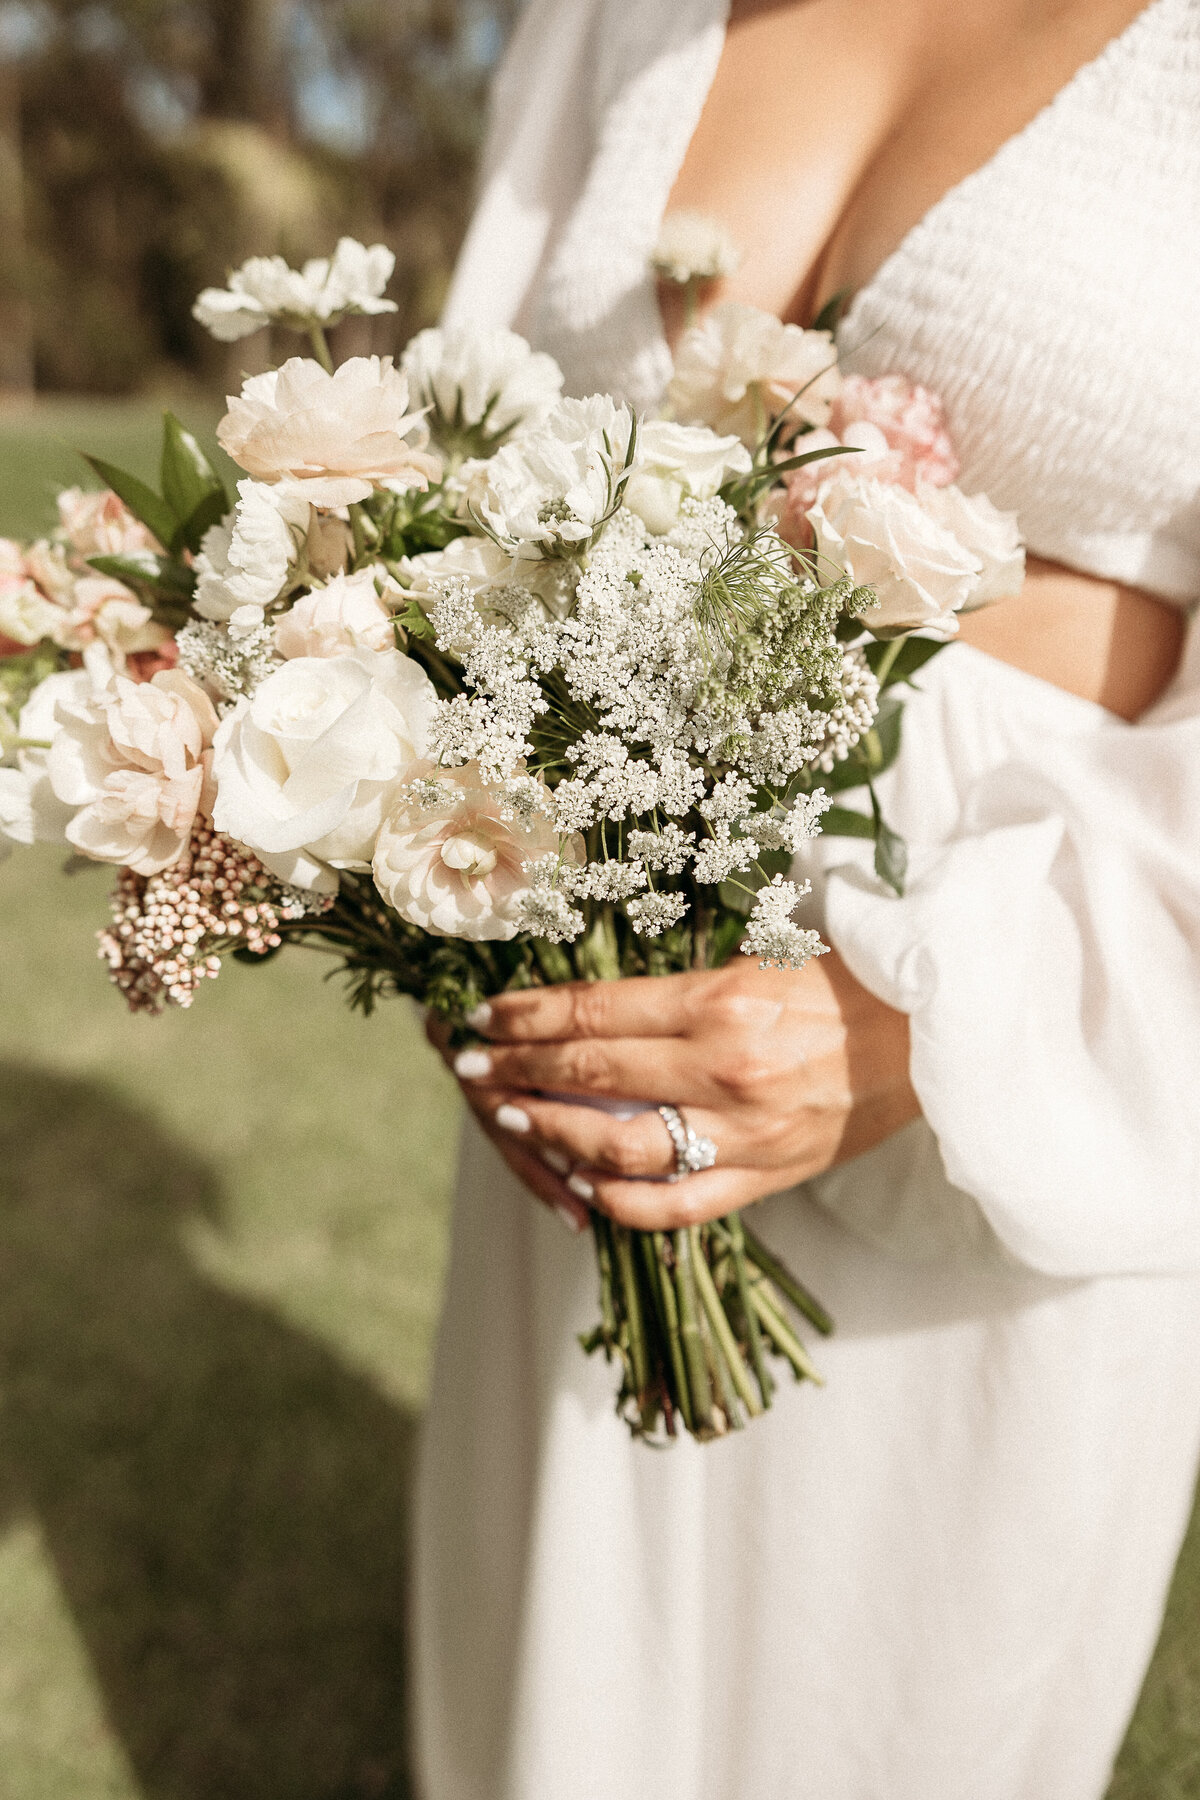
[0,1060,417,1800]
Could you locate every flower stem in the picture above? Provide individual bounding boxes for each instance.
[743,1226,834,1336]
[613,1224,654,1430]
[308,325,335,373]
[691,1226,762,1419]
[749,1280,825,1385]
[725,1211,773,1408]
[650,1231,693,1435]
[673,1226,714,1434]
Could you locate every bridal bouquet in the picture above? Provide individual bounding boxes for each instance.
[0,234,1023,1442]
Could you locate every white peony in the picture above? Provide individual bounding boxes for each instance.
[192,238,399,342]
[667,302,842,444]
[460,394,634,557]
[652,212,742,284]
[401,326,564,453]
[273,567,397,659]
[372,761,567,940]
[916,482,1025,607]
[807,475,985,638]
[48,668,219,873]
[217,357,441,508]
[623,419,751,533]
[194,481,310,623]
[211,648,436,891]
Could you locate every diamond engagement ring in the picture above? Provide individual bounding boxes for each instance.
[657,1104,718,1182]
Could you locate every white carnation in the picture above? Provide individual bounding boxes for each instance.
[211,648,436,892]
[194,481,309,621]
[401,326,563,452]
[193,238,398,342]
[667,302,842,444]
[652,212,742,285]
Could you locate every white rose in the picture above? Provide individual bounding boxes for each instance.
[372,761,567,941]
[48,668,219,873]
[917,482,1025,607]
[217,357,441,507]
[652,211,742,284]
[401,326,564,452]
[194,481,310,621]
[192,238,398,341]
[460,394,634,556]
[0,578,64,646]
[274,567,397,659]
[211,648,436,891]
[808,475,983,638]
[667,302,842,444]
[624,419,751,532]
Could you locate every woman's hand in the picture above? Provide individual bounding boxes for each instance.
[431,951,919,1232]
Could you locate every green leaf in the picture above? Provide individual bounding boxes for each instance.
[82,456,176,551]
[864,635,946,688]
[395,599,435,641]
[820,804,876,840]
[160,413,227,528]
[868,697,904,776]
[172,487,229,558]
[87,551,196,599]
[870,785,908,895]
[707,911,747,968]
[812,287,853,335]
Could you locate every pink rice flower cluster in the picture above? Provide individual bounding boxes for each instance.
[97,819,314,1013]
[773,373,960,548]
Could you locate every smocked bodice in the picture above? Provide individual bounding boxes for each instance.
[446,0,1200,604]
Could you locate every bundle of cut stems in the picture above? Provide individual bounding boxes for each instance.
[582,1208,833,1441]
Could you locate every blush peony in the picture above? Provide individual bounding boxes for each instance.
[372,761,568,941]
[217,357,441,508]
[48,668,220,874]
[210,648,436,891]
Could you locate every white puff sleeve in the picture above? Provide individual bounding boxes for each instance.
[821,625,1200,1278]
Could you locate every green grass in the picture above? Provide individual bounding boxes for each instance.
[0,402,1197,1798]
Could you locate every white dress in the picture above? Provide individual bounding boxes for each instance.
[414,4,1200,1796]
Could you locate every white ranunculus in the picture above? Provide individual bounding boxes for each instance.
[401,326,564,452]
[652,212,742,284]
[917,482,1025,607]
[48,668,219,873]
[211,649,436,891]
[808,475,984,638]
[460,394,634,557]
[372,761,566,940]
[667,302,842,444]
[218,357,441,508]
[624,419,752,533]
[0,765,33,859]
[274,567,397,659]
[193,481,311,622]
[192,238,399,342]
[0,578,64,645]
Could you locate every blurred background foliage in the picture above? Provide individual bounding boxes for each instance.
[0,0,520,395]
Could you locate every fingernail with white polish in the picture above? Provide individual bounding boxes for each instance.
[554,1204,586,1234]
[495,1103,531,1134]
[567,1172,595,1201]
[541,1146,570,1175]
[453,1048,492,1080]
[465,1001,492,1031]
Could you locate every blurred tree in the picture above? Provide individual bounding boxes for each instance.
[0,0,518,395]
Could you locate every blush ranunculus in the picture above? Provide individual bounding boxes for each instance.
[217,356,442,507]
[273,567,398,659]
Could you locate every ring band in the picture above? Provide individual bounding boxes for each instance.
[657,1104,718,1182]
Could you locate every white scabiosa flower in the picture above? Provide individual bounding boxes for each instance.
[652,212,741,285]
[211,648,436,891]
[667,302,842,444]
[623,420,751,534]
[192,239,399,342]
[372,761,570,941]
[401,326,564,456]
[193,481,310,622]
[217,357,441,508]
[807,474,983,639]
[459,394,635,557]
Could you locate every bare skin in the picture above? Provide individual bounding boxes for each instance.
[441,0,1183,1232]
